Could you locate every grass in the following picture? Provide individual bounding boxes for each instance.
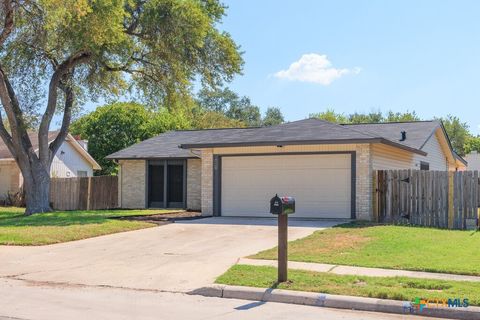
[0,207,178,245]
[251,222,480,276]
[216,264,480,306]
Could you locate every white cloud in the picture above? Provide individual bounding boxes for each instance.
[274,53,360,85]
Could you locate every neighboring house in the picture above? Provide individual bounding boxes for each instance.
[0,132,101,199]
[107,119,466,220]
[465,151,480,171]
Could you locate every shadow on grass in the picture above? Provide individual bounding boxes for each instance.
[333,221,378,229]
[0,210,133,227]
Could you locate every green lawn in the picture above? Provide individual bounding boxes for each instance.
[251,223,480,276]
[0,207,177,245]
[216,264,480,306]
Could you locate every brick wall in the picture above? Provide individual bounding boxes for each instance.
[187,158,201,210]
[355,144,372,220]
[200,149,213,216]
[119,160,146,208]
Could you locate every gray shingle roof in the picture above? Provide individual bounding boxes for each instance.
[342,120,441,150]
[0,131,59,159]
[106,127,256,159]
[107,119,444,160]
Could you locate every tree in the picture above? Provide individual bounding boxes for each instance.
[310,109,421,124]
[70,102,190,175]
[464,136,480,155]
[385,110,420,122]
[225,96,261,126]
[438,115,470,156]
[191,110,245,129]
[0,0,242,214]
[262,107,284,126]
[348,111,383,124]
[196,87,238,114]
[197,87,262,126]
[309,109,348,123]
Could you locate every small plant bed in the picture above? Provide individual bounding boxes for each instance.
[0,207,180,246]
[216,264,480,306]
[251,222,480,276]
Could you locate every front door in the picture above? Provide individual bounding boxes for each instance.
[167,163,184,208]
[148,160,185,208]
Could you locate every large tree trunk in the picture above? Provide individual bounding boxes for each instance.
[22,163,52,215]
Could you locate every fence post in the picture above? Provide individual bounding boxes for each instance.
[86,177,92,211]
[448,171,454,229]
[372,170,378,222]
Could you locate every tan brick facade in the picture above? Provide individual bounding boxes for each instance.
[119,160,146,208]
[355,144,372,220]
[0,161,24,200]
[187,158,201,210]
[200,149,214,216]
[117,144,374,220]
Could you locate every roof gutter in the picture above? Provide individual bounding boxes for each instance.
[180,138,428,156]
[454,153,468,166]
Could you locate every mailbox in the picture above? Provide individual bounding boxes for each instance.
[270,194,295,215]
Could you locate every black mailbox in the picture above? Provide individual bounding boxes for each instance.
[270,194,295,215]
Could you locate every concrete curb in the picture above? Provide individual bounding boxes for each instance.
[189,285,480,320]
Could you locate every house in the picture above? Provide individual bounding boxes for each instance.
[107,119,467,220]
[0,132,101,199]
[465,151,480,171]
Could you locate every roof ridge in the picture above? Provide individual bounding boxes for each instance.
[309,117,380,139]
[170,126,261,133]
[343,120,438,125]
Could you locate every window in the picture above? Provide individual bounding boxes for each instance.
[77,170,88,177]
[420,161,430,171]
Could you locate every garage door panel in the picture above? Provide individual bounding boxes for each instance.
[221,154,351,218]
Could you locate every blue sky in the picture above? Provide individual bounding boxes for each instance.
[218,0,480,134]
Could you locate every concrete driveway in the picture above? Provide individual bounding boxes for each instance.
[0,217,338,292]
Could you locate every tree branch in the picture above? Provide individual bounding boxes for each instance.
[48,81,73,164]
[0,0,14,46]
[38,51,91,165]
[0,64,35,162]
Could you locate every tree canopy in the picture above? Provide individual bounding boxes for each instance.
[263,107,284,126]
[0,0,243,214]
[310,109,473,156]
[309,109,420,124]
[196,87,284,127]
[436,115,470,156]
[70,102,190,175]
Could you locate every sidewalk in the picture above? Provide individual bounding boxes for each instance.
[239,258,480,282]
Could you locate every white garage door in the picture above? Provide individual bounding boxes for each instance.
[221,154,352,218]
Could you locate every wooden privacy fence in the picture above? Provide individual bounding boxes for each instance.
[374,170,480,230]
[50,176,118,211]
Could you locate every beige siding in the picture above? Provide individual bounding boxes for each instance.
[212,144,360,154]
[372,144,413,170]
[466,152,480,171]
[372,129,450,171]
[50,140,94,177]
[119,160,146,208]
[187,158,201,210]
[413,130,448,171]
[0,161,22,200]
